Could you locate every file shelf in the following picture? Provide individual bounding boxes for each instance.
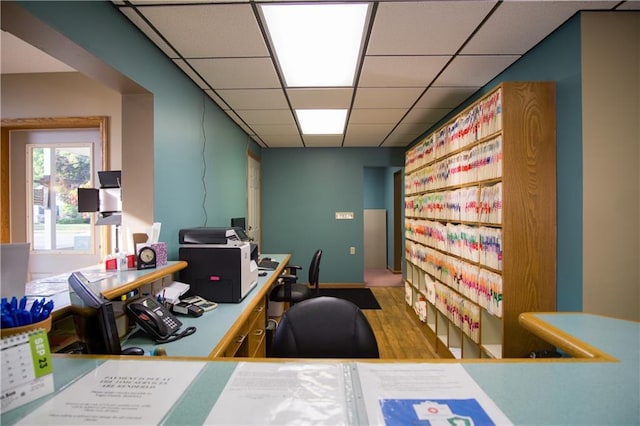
[404,82,557,359]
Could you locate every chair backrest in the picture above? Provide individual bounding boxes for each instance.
[308,249,322,288]
[270,296,379,358]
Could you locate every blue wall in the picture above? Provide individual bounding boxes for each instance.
[261,148,404,282]
[413,15,584,311]
[364,167,386,209]
[18,1,261,259]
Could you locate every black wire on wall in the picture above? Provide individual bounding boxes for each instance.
[201,91,208,227]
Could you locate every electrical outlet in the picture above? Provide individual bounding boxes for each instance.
[350,247,356,255]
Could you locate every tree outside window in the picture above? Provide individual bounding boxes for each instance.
[29,145,94,251]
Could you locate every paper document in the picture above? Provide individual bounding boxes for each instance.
[206,362,351,425]
[16,360,205,425]
[354,362,512,425]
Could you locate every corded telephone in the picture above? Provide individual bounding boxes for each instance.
[67,272,144,356]
[127,296,196,343]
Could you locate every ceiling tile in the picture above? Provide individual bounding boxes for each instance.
[302,135,344,147]
[287,88,353,109]
[134,3,268,57]
[433,55,520,87]
[359,55,451,87]
[393,121,429,137]
[367,1,498,55]
[348,108,407,124]
[259,132,304,148]
[216,89,288,110]
[120,7,179,58]
[188,58,280,89]
[235,109,296,126]
[353,87,424,109]
[402,108,451,125]
[382,133,418,147]
[415,87,479,109]
[174,59,208,89]
[383,124,428,147]
[250,123,300,138]
[462,1,617,55]
[205,89,231,110]
[344,123,397,146]
[617,1,640,9]
[224,110,256,135]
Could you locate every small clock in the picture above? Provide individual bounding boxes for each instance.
[137,246,157,270]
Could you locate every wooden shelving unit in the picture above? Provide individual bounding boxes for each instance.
[404,82,557,358]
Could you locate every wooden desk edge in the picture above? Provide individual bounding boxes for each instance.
[100,261,188,300]
[209,254,291,358]
[518,312,617,361]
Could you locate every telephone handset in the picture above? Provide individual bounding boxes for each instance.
[127,296,183,341]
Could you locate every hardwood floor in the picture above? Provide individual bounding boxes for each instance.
[363,286,438,359]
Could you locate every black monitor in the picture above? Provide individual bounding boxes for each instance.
[231,217,246,231]
[98,170,121,188]
[77,188,99,212]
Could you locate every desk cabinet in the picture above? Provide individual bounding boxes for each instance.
[222,298,266,357]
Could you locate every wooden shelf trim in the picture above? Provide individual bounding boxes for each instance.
[518,313,616,361]
[100,261,188,300]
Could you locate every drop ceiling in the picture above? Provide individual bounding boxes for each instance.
[5,1,639,149]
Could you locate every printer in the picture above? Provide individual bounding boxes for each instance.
[178,227,259,303]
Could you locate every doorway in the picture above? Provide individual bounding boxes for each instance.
[247,152,261,250]
[362,166,403,287]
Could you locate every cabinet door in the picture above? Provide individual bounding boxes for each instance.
[248,300,266,357]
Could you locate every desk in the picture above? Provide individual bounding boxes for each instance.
[2,313,638,425]
[27,256,290,358]
[124,254,291,358]
[27,261,188,319]
[26,262,187,353]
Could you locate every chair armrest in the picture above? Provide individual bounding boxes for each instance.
[279,274,298,283]
[284,265,302,274]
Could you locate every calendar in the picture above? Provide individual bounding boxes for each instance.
[1,329,54,412]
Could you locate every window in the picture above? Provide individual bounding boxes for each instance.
[27,144,94,252]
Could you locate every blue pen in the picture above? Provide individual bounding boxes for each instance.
[40,300,54,321]
[2,313,15,328]
[30,299,40,317]
[11,309,20,326]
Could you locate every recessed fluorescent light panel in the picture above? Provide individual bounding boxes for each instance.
[296,109,347,135]
[260,3,369,87]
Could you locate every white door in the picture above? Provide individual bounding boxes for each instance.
[247,153,261,251]
[364,209,387,269]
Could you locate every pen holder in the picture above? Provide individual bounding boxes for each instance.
[0,315,52,338]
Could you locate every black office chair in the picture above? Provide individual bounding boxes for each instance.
[269,249,322,305]
[270,296,379,358]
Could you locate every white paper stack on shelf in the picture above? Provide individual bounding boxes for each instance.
[154,281,190,304]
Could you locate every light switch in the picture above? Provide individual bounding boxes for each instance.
[335,212,354,220]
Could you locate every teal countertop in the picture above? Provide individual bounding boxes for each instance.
[2,314,638,425]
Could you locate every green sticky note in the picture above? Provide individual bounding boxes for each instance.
[28,329,53,377]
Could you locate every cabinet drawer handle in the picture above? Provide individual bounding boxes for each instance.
[255,306,264,313]
[253,329,264,337]
[235,334,247,344]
